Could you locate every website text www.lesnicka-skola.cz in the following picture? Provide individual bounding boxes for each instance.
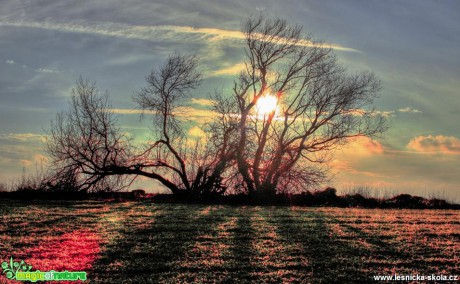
[374,274,458,282]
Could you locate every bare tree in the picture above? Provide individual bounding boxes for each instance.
[227,15,387,195]
[48,62,234,196]
[134,54,234,196]
[47,77,132,192]
[46,77,182,193]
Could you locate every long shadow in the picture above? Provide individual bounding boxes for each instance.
[3,200,108,232]
[90,204,224,283]
[221,206,255,283]
[274,209,369,283]
[1,202,85,256]
[337,221,436,274]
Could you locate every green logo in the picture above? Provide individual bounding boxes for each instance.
[1,257,33,280]
[1,257,87,282]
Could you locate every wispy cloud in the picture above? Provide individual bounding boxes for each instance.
[344,108,394,118]
[35,67,60,74]
[0,20,359,52]
[5,59,15,64]
[176,106,215,119]
[190,98,214,106]
[330,158,382,177]
[211,62,247,76]
[374,110,395,118]
[110,109,145,115]
[0,133,47,170]
[20,153,49,167]
[398,107,422,114]
[109,106,215,119]
[407,135,460,155]
[0,133,46,142]
[342,136,384,156]
[346,107,423,118]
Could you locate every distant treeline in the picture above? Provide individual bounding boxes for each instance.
[0,187,458,209]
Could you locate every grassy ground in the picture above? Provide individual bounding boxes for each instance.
[0,200,459,283]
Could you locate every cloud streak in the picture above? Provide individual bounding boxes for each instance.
[211,62,247,76]
[398,107,422,114]
[0,133,46,142]
[35,67,60,74]
[109,106,215,120]
[0,20,359,52]
[190,98,214,106]
[345,106,423,118]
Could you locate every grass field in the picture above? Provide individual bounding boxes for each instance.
[0,200,459,283]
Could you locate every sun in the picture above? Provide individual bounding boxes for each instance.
[255,94,278,115]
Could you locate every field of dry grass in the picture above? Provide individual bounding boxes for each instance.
[1,200,459,283]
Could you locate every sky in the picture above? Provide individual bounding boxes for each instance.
[0,0,459,200]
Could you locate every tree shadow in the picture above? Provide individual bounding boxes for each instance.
[274,209,369,283]
[90,204,224,283]
[222,206,255,283]
[336,220,433,274]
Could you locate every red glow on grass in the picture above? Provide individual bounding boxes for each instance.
[24,229,101,272]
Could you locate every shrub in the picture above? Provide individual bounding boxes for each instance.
[313,187,340,205]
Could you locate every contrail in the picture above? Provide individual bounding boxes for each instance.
[0,20,360,52]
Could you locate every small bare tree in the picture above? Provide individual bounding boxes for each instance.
[48,60,234,196]
[134,54,234,196]
[46,76,188,193]
[227,15,387,195]
[47,77,132,192]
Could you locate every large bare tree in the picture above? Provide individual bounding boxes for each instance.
[227,15,387,195]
